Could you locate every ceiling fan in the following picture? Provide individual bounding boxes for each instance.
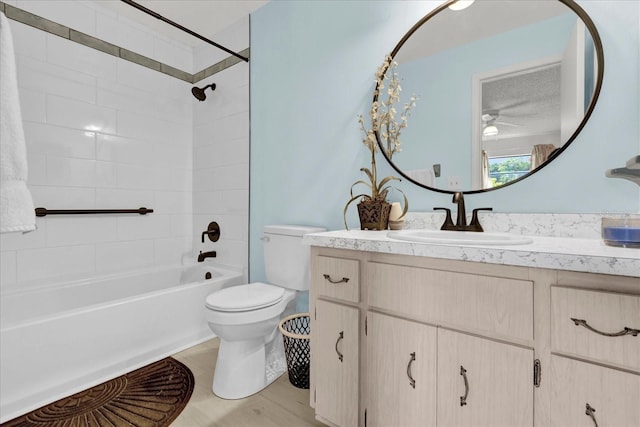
[481,110,521,137]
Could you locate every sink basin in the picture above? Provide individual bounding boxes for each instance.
[387,230,533,246]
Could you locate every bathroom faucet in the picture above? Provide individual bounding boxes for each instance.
[434,192,492,232]
[198,250,217,262]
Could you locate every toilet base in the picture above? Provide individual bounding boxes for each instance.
[212,332,286,399]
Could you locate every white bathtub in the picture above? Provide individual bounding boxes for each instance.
[0,263,243,422]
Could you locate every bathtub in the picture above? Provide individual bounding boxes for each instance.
[0,263,243,422]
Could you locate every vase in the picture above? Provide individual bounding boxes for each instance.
[357,200,391,230]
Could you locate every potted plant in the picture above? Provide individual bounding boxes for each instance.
[344,55,417,230]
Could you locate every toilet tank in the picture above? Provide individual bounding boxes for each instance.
[263,225,325,291]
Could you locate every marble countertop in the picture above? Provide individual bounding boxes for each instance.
[303,229,640,278]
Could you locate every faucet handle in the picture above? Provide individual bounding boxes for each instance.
[434,207,456,231]
[470,208,493,232]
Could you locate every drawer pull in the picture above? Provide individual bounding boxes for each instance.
[323,274,350,284]
[335,331,344,362]
[407,352,416,389]
[459,365,469,406]
[571,318,640,337]
[585,403,598,427]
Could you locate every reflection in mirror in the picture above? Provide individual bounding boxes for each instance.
[380,0,603,193]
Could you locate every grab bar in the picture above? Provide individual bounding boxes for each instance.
[35,207,153,217]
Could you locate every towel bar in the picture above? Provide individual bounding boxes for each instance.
[35,207,153,217]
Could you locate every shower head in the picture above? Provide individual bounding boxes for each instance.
[191,83,216,101]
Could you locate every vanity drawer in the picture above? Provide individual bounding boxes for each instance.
[551,286,640,371]
[313,255,360,303]
[367,262,533,341]
[550,355,640,427]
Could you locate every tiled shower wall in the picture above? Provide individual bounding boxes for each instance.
[0,1,249,293]
[192,18,250,281]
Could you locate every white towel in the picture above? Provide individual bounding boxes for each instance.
[1,11,36,233]
[405,168,435,187]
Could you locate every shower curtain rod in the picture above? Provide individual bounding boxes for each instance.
[120,0,249,63]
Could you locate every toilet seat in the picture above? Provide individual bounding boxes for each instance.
[205,282,285,312]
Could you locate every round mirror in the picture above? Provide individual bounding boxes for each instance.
[377,0,604,194]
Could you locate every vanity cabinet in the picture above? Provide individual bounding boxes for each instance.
[437,329,533,427]
[314,299,359,427]
[549,281,640,427]
[310,253,361,427]
[365,312,437,427]
[309,248,640,427]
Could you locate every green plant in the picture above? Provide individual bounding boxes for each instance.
[343,55,416,229]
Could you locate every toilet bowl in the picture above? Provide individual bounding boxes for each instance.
[204,225,324,399]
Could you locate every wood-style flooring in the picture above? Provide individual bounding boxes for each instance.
[170,339,325,427]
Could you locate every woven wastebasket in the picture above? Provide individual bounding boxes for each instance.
[279,312,311,389]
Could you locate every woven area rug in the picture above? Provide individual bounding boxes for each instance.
[2,357,194,427]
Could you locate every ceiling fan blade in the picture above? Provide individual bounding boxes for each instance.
[495,120,521,127]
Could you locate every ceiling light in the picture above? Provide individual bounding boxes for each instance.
[448,1,475,11]
[483,125,498,137]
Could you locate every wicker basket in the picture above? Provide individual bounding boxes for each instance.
[279,313,311,389]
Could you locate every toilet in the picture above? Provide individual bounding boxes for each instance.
[204,224,325,399]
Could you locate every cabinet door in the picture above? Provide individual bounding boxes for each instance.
[437,329,533,427]
[550,355,640,427]
[314,300,359,427]
[366,312,437,427]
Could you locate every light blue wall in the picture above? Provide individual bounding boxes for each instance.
[249,1,640,282]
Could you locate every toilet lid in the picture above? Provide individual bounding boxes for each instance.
[205,283,285,312]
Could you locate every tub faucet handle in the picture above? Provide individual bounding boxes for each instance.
[201,222,221,243]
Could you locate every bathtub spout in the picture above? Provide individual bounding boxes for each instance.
[198,250,217,262]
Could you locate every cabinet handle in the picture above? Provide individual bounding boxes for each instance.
[459,365,469,407]
[323,274,349,284]
[335,331,344,362]
[585,403,599,427]
[571,318,640,337]
[407,352,416,389]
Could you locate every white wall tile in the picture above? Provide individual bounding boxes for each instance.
[46,95,117,135]
[25,149,47,185]
[10,22,46,60]
[213,164,249,190]
[19,87,46,123]
[115,163,156,190]
[95,240,154,273]
[117,109,189,144]
[2,0,249,292]
[95,160,117,188]
[153,167,190,192]
[15,1,97,36]
[47,35,118,82]
[154,191,191,215]
[116,215,172,241]
[0,251,17,291]
[170,214,192,239]
[95,188,154,209]
[154,237,190,266]
[0,222,46,251]
[97,79,191,124]
[24,122,96,160]
[17,245,96,283]
[46,217,117,247]
[96,12,154,59]
[29,186,96,210]
[96,134,154,166]
[46,156,96,187]
[153,142,191,170]
[18,56,97,104]
[153,36,193,73]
